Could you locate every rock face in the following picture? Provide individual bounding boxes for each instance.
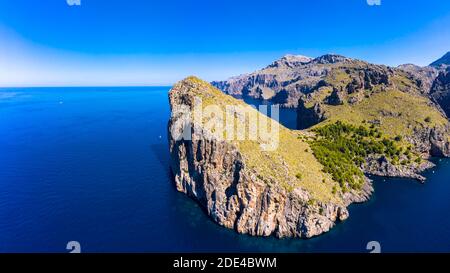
[397,64,439,94]
[430,67,450,117]
[214,53,450,181]
[345,65,392,94]
[326,87,345,105]
[168,53,450,239]
[212,54,398,108]
[267,54,313,69]
[410,125,450,158]
[297,100,326,130]
[364,155,434,182]
[430,51,450,69]
[211,54,337,108]
[362,124,450,182]
[212,52,450,117]
[168,77,372,239]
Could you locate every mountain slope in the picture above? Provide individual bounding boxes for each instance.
[212,54,349,107]
[431,67,450,118]
[430,52,450,68]
[168,77,372,238]
[168,75,450,239]
[397,52,450,117]
[212,54,437,108]
[213,54,450,180]
[397,64,439,94]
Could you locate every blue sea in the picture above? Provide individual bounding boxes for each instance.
[1,87,450,253]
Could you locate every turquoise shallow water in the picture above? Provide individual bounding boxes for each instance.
[0,87,450,253]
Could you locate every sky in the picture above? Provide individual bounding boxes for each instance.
[0,0,450,86]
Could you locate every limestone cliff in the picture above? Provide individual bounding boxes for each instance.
[212,53,450,184]
[431,67,450,118]
[168,77,372,238]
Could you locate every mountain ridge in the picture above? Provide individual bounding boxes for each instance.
[212,53,393,108]
[168,75,449,239]
[168,77,372,238]
[430,51,450,68]
[212,53,450,178]
[168,52,450,239]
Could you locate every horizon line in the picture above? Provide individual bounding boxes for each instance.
[0,51,447,88]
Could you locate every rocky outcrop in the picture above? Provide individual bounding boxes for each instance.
[169,53,450,239]
[406,125,450,158]
[313,54,351,64]
[398,64,439,94]
[430,67,450,117]
[297,100,326,129]
[343,65,391,94]
[168,77,372,239]
[212,54,397,109]
[213,52,450,114]
[327,87,345,105]
[361,124,450,182]
[364,155,434,182]
[212,53,450,183]
[430,52,450,69]
[211,54,336,108]
[267,54,313,69]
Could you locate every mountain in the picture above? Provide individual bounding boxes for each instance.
[430,52,450,68]
[213,54,450,176]
[267,54,313,68]
[212,53,436,108]
[431,67,450,118]
[168,77,372,238]
[212,54,355,107]
[397,64,439,94]
[168,76,449,238]
[421,52,450,118]
[291,56,450,161]
[396,53,450,118]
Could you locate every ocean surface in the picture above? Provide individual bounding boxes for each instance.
[1,87,450,253]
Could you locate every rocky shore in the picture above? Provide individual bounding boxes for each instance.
[168,52,450,239]
[168,77,372,238]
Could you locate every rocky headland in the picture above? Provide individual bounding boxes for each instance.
[168,52,450,239]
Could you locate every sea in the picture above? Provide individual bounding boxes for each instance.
[0,87,450,253]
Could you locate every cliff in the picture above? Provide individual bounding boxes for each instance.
[430,52,450,69]
[168,77,372,238]
[431,67,450,118]
[211,54,336,108]
[211,54,396,108]
[296,61,450,181]
[212,52,450,118]
[168,54,450,240]
[397,64,438,94]
[213,54,450,182]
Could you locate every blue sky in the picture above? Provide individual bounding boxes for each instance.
[0,0,450,86]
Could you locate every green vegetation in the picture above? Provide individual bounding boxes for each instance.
[311,65,449,140]
[310,121,403,191]
[176,75,437,203]
[178,77,339,203]
[317,88,448,138]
